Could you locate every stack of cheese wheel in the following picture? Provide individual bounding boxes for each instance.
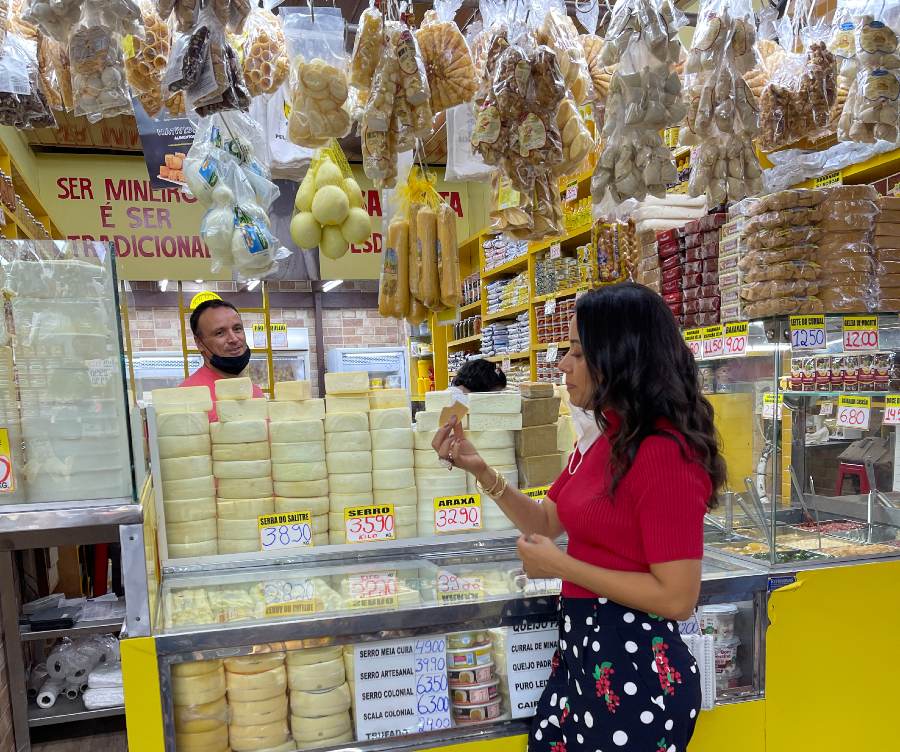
[370,404,417,539]
[324,371,373,544]
[172,659,229,752]
[466,429,517,532]
[153,386,217,559]
[269,380,329,545]
[287,646,353,748]
[224,653,291,752]
[210,378,273,555]
[465,392,521,499]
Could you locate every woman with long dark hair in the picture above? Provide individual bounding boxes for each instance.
[433,282,725,751]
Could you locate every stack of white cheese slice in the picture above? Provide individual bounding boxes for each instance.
[154,386,217,559]
[287,646,354,748]
[172,659,229,752]
[414,408,468,535]
[466,430,518,532]
[224,652,291,752]
[370,407,417,539]
[211,379,273,555]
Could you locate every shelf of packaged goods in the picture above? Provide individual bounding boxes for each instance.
[781,390,890,398]
[28,696,125,727]
[790,146,900,189]
[458,300,481,316]
[532,341,570,351]
[533,287,582,304]
[20,605,125,641]
[1,205,35,240]
[487,351,530,363]
[447,334,482,349]
[483,303,529,323]
[556,167,593,194]
[482,254,528,280]
[529,223,593,254]
[0,138,61,240]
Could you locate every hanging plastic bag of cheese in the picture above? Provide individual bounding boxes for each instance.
[396,164,442,311]
[378,187,411,319]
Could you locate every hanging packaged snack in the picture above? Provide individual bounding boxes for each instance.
[124,0,170,96]
[416,0,477,113]
[69,5,132,122]
[417,205,440,310]
[0,32,56,127]
[239,7,289,98]
[407,202,423,301]
[42,37,73,111]
[349,3,383,89]
[554,97,593,176]
[379,216,410,319]
[438,201,460,308]
[537,7,593,105]
[24,0,93,42]
[36,35,63,112]
[392,20,434,139]
[490,173,533,236]
[580,33,614,102]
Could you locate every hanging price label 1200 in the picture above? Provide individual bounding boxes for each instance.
[433,494,482,534]
[344,504,396,543]
[842,316,878,351]
[724,321,749,357]
[701,324,725,359]
[789,315,826,351]
[836,395,871,430]
[258,511,313,551]
[883,395,900,426]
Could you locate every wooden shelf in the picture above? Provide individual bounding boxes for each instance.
[484,303,529,323]
[533,287,582,304]
[482,254,528,280]
[533,341,570,351]
[447,334,482,349]
[487,351,530,363]
[529,223,593,254]
[459,300,481,316]
[0,137,61,240]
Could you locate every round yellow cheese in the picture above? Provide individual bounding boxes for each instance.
[157,411,209,438]
[311,532,329,546]
[175,724,228,752]
[479,447,516,466]
[228,719,290,752]
[373,486,417,506]
[371,428,413,450]
[216,398,268,423]
[324,412,368,433]
[159,434,211,460]
[217,477,274,499]
[271,442,325,463]
[325,451,372,473]
[210,420,268,445]
[373,467,414,490]
[286,657,345,691]
[414,431,437,450]
[272,462,327,482]
[413,449,444,469]
[227,694,288,727]
[212,441,271,462]
[286,646,342,667]
[225,665,287,702]
[167,539,218,558]
[328,473,372,494]
[164,497,216,523]
[164,475,216,501]
[372,449,413,470]
[324,431,371,452]
[225,653,285,674]
[269,420,324,443]
[274,479,329,498]
[289,682,351,717]
[172,660,223,678]
[216,497,274,520]
[369,407,411,430]
[310,513,329,535]
[275,496,329,515]
[216,539,259,555]
[166,518,218,545]
[161,455,213,482]
[213,459,272,479]
[173,666,226,706]
[290,711,352,742]
[328,493,375,512]
[467,429,515,449]
[173,696,228,733]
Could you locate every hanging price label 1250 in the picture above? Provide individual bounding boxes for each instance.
[883,395,900,426]
[836,395,871,430]
[258,511,313,551]
[842,316,878,351]
[683,328,702,358]
[724,321,749,357]
[789,315,826,351]
[344,504,396,543]
[433,494,482,534]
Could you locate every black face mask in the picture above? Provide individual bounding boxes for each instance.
[210,346,252,375]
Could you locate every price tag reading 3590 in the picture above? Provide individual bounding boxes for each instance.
[790,315,826,351]
[258,511,313,551]
[345,504,396,543]
[842,316,878,352]
[883,395,900,426]
[836,395,871,430]
[433,494,482,534]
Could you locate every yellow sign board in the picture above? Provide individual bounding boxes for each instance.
[0,428,15,493]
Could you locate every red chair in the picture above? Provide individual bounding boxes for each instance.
[835,463,871,495]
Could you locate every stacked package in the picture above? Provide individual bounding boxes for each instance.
[10,257,132,503]
[815,186,880,313]
[516,384,562,489]
[738,189,826,319]
[635,230,661,292]
[681,213,725,327]
[370,404,417,540]
[287,646,353,749]
[873,193,900,310]
[224,653,291,752]
[656,227,686,324]
[718,213,748,323]
[153,387,217,559]
[324,371,373,544]
[269,380,329,545]
[210,378,273,556]
[172,659,229,752]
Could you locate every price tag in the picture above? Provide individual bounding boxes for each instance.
[837,395,871,430]
[549,242,562,259]
[353,637,451,740]
[521,485,550,502]
[263,598,321,617]
[701,324,725,359]
[544,298,557,316]
[814,170,843,187]
[258,511,313,551]
[436,572,484,604]
[664,126,680,148]
[270,322,288,348]
[819,400,834,417]
[433,494,482,534]
[252,322,266,348]
[762,393,783,420]
[883,395,900,426]
[505,620,559,719]
[545,343,559,362]
[502,357,511,371]
[683,328,703,358]
[344,504,396,543]
[724,321,749,357]
[86,357,116,387]
[789,315,827,351]
[575,285,588,300]
[842,315,879,351]
[262,577,322,617]
[564,182,578,202]
[346,572,399,609]
[0,428,15,493]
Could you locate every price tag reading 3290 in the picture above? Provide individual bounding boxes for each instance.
[434,494,482,534]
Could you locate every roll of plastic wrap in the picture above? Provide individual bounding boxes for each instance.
[324,431,371,452]
[216,497,275,520]
[166,518,218,545]
[272,462,327,483]
[164,497,217,523]
[175,724,229,752]
[157,411,209,438]
[286,657,345,691]
[64,680,80,700]
[224,653,285,674]
[289,682,351,717]
[225,665,287,702]
[172,660,223,679]
[325,451,372,474]
[27,663,48,698]
[290,712,352,742]
[173,666,227,706]
[269,420,324,443]
[271,443,325,464]
[212,441,271,462]
[373,486,417,506]
[160,455,213,482]
[173,696,228,733]
[36,678,63,708]
[372,449,414,470]
[228,720,290,752]
[286,647,342,667]
[163,475,216,501]
[228,693,289,727]
[275,496,330,515]
[158,434,211,459]
[166,540,218,558]
[328,473,372,494]
[212,460,272,480]
[274,479,329,498]
[211,420,268,445]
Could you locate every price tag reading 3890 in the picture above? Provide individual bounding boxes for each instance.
[258,511,313,551]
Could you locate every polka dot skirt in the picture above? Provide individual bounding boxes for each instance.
[528,597,701,752]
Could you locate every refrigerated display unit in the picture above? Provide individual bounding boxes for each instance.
[326,346,410,391]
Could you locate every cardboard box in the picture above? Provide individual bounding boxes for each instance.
[519,382,555,399]
[521,396,561,427]
[515,424,559,458]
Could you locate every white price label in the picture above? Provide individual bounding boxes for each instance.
[836,395,871,430]
[505,620,559,719]
[544,298,557,316]
[435,572,484,604]
[819,400,834,417]
[701,324,725,360]
[883,395,900,426]
[344,504,396,543]
[0,428,15,493]
[724,321,749,357]
[762,393,783,420]
[545,343,559,362]
[433,494,482,534]
[683,328,702,359]
[258,511,313,551]
[789,315,826,351]
[502,358,511,371]
[564,182,578,202]
[549,243,562,259]
[842,316,879,351]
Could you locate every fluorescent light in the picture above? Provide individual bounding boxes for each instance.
[322,279,343,292]
[194,279,203,283]
[159,279,168,292]
[247,279,260,290]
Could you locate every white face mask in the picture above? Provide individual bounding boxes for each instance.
[571,406,601,453]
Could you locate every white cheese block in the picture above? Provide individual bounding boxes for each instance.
[286,647,342,667]
[173,696,227,733]
[216,539,259,555]
[413,450,444,469]
[269,399,325,422]
[274,380,312,401]
[172,660,223,679]
[414,466,468,482]
[212,441,270,462]
[328,473,372,494]
[311,513,329,535]
[213,459,272,479]
[152,386,213,414]
[210,420,268,445]
[325,395,370,414]
[269,420,324,443]
[414,431,437,450]
[271,442,325,463]
[371,428,414,450]
[272,462,327,482]
[328,523,416,543]
[158,434,211,460]
[479,448,516,466]
[324,412,369,433]
[468,413,522,431]
[290,712,351,741]
[287,657,345,691]
[328,493,375,510]
[228,694,289,727]
[325,451,372,473]
[414,411,441,432]
[328,503,414,529]
[275,496,330,515]
[373,467,415,490]
[175,726,228,752]
[161,455,213,482]
[468,391,521,413]
[368,388,409,409]
[467,430,516,450]
[216,398,268,423]
[324,371,369,395]
[311,532,329,546]
[166,518,218,544]
[164,497,216,523]
[164,475,216,500]
[225,654,285,674]
[217,476,274,499]
[216,497,274,520]
[289,683,351,716]
[167,540,218,558]
[369,407,412,430]
[157,411,209,437]
[324,431,371,452]
[228,720,290,751]
[373,486,417,506]
[217,517,260,541]
[424,390,454,411]
[214,377,253,401]
[274,479,329,498]
[372,449,413,470]
[225,665,287,703]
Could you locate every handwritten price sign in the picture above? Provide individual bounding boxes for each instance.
[789,315,826,351]
[883,395,900,426]
[724,321,749,357]
[433,494,482,534]
[683,328,702,358]
[344,504,396,543]
[701,324,725,359]
[836,395,871,431]
[346,572,399,609]
[762,393,783,420]
[436,572,485,604]
[522,485,551,502]
[258,511,313,551]
[842,316,878,352]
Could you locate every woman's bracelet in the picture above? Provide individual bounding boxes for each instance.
[475,467,508,500]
